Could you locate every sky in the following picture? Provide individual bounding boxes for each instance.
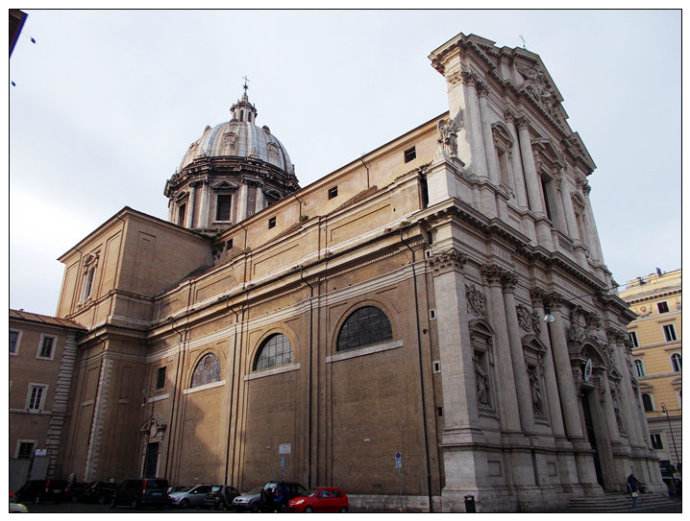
[9,9,681,315]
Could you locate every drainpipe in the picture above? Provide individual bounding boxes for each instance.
[399,226,434,512]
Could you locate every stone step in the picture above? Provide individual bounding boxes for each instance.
[567,493,680,513]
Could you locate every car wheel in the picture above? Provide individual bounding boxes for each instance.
[339,507,348,513]
[305,506,314,513]
[180,499,190,509]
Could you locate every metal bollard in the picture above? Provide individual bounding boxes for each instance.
[464,495,476,513]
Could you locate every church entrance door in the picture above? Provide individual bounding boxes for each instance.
[581,391,604,487]
[144,442,159,479]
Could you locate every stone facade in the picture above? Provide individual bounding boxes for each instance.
[14,32,664,511]
[618,269,682,487]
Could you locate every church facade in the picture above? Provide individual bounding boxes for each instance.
[47,32,663,511]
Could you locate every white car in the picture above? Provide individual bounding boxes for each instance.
[9,502,28,513]
[168,485,213,508]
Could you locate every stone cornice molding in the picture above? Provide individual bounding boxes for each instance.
[429,248,468,275]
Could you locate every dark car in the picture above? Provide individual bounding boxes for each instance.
[260,481,309,512]
[203,485,240,510]
[111,478,170,509]
[16,479,69,503]
[78,481,118,504]
[231,486,263,512]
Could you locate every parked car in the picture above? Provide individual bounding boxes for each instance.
[77,481,118,504]
[260,481,310,512]
[203,485,240,510]
[15,480,69,503]
[288,487,349,513]
[231,486,264,512]
[167,485,190,495]
[110,479,170,509]
[169,484,215,508]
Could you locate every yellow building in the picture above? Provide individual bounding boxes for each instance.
[619,269,681,483]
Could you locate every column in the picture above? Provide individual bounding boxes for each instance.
[582,184,605,264]
[601,375,622,446]
[549,177,568,234]
[544,295,584,441]
[516,118,543,215]
[238,183,248,220]
[186,183,197,228]
[463,73,489,179]
[198,181,210,228]
[531,289,567,442]
[481,264,521,434]
[502,272,535,434]
[560,172,579,239]
[429,249,483,440]
[478,86,500,186]
[84,355,114,481]
[506,115,529,210]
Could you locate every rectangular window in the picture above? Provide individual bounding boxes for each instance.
[657,301,669,313]
[404,146,416,163]
[663,324,677,342]
[629,331,639,348]
[27,384,46,412]
[81,266,96,302]
[328,186,338,199]
[215,194,232,221]
[651,433,664,450]
[9,330,20,354]
[177,203,186,226]
[38,336,55,359]
[156,367,166,390]
[225,239,234,251]
[17,441,35,459]
[268,216,276,229]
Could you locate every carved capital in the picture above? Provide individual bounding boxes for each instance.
[460,70,477,86]
[501,271,519,291]
[480,263,504,285]
[429,248,468,275]
[543,292,564,310]
[514,116,530,130]
[476,79,489,96]
[530,287,547,305]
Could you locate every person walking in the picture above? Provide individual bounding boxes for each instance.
[626,473,640,509]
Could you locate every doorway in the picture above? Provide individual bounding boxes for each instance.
[581,391,604,487]
[143,442,159,479]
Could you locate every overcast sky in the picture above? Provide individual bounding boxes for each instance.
[9,9,680,315]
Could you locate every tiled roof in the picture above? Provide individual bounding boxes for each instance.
[9,309,86,331]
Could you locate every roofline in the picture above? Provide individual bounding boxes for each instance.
[9,308,86,331]
[214,111,447,240]
[57,206,210,262]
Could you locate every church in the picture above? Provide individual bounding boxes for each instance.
[35,32,664,511]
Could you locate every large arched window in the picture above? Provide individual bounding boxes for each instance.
[634,359,646,377]
[337,306,393,352]
[671,353,682,372]
[191,353,221,388]
[642,393,655,412]
[254,334,293,372]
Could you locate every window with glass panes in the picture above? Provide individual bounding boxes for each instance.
[253,334,292,371]
[17,442,34,459]
[671,353,681,372]
[38,336,55,359]
[337,306,393,352]
[28,385,46,411]
[663,324,677,342]
[216,194,232,221]
[629,331,639,348]
[156,367,166,389]
[9,330,19,354]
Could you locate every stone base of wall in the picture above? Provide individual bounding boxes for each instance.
[348,494,435,512]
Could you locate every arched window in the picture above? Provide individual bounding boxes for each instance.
[191,353,221,388]
[634,359,646,377]
[254,334,293,372]
[671,353,682,372]
[642,393,655,412]
[337,306,392,352]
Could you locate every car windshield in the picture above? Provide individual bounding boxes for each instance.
[172,487,191,493]
[211,486,222,492]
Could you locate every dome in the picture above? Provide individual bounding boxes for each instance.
[177,91,294,175]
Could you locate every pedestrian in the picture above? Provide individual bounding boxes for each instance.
[626,472,640,509]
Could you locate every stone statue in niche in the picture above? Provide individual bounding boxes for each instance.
[474,352,491,408]
[436,108,466,163]
[465,284,487,316]
[528,365,545,416]
[531,310,542,335]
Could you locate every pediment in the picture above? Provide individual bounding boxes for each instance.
[210,180,239,191]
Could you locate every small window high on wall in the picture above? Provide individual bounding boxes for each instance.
[216,194,232,221]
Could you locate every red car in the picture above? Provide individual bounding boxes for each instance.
[288,487,348,513]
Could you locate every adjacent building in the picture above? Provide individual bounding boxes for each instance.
[10,32,664,511]
[9,309,85,491]
[618,269,682,486]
